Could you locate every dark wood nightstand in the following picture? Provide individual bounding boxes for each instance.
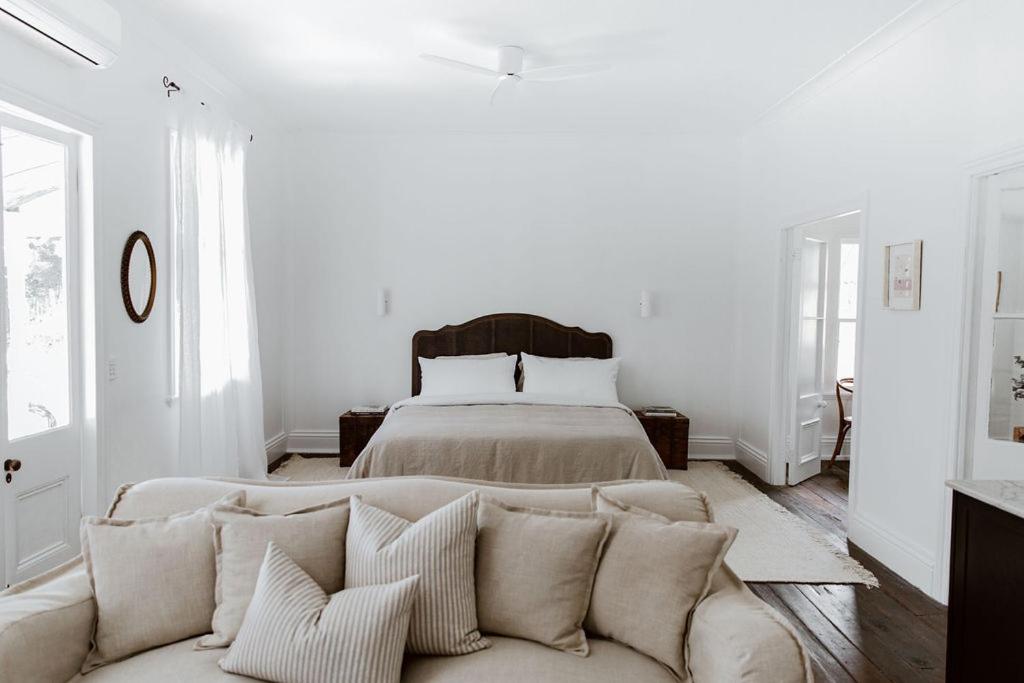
[338,411,387,467]
[636,410,690,470]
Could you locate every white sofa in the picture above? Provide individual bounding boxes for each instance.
[0,476,812,682]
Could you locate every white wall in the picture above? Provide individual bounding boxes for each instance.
[0,1,286,509]
[734,0,1024,598]
[284,131,739,456]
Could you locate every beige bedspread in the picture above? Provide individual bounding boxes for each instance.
[347,395,668,484]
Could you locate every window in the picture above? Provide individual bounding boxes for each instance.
[835,241,859,381]
[1,123,73,440]
[818,235,859,394]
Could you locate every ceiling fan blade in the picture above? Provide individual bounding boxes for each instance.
[420,54,499,77]
[489,75,519,106]
[518,63,610,82]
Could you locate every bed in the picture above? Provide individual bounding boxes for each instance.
[346,313,668,484]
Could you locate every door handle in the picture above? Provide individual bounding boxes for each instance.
[817,401,828,409]
[4,458,20,484]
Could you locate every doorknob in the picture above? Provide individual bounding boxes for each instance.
[4,458,20,484]
[817,401,828,409]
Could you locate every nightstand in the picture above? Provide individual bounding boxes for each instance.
[338,411,388,467]
[636,410,690,470]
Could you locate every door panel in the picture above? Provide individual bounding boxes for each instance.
[0,114,82,587]
[790,235,826,484]
[13,476,69,575]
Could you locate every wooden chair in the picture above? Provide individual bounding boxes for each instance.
[828,378,854,470]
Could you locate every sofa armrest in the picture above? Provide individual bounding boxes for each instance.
[688,566,812,683]
[0,559,94,683]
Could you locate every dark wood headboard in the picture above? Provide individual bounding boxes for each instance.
[411,313,613,396]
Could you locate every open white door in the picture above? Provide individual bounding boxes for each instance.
[789,234,827,484]
[0,114,83,588]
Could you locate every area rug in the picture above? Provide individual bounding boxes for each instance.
[273,455,877,586]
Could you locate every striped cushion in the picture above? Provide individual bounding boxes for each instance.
[220,543,418,683]
[345,493,489,655]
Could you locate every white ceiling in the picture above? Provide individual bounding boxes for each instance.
[132,0,918,133]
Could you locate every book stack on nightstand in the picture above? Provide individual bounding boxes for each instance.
[636,406,690,470]
[338,406,388,467]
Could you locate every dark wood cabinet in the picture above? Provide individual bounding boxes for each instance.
[947,490,1024,682]
[338,411,387,467]
[636,411,689,470]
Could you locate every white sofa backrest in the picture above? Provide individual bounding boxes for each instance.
[109,476,713,523]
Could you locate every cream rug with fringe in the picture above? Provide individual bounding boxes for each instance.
[273,456,877,586]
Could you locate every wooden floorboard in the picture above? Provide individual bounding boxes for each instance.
[726,461,947,682]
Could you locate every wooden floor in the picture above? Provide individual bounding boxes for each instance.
[723,462,947,683]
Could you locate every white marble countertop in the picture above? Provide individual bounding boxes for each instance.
[947,479,1024,519]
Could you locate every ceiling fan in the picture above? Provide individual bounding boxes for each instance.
[420,46,609,105]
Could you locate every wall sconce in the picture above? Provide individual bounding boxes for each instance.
[377,288,391,317]
[639,290,652,318]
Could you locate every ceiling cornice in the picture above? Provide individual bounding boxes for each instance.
[750,0,966,131]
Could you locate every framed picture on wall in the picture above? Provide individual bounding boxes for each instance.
[882,240,923,310]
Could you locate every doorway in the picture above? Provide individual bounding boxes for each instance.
[964,166,1024,480]
[0,107,88,588]
[774,210,863,486]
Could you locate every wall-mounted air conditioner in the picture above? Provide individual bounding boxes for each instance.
[0,0,121,68]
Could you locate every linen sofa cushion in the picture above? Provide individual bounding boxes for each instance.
[64,635,681,683]
[475,497,611,656]
[403,635,681,683]
[107,478,713,527]
[345,493,488,655]
[220,543,418,683]
[198,496,350,649]
[586,489,737,680]
[79,491,244,672]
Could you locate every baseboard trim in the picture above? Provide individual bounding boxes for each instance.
[284,430,737,460]
[688,436,735,459]
[820,435,851,457]
[734,438,770,481]
[265,432,287,463]
[848,510,938,600]
[286,430,338,454]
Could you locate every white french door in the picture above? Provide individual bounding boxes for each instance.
[968,168,1024,479]
[789,233,827,484]
[0,112,83,588]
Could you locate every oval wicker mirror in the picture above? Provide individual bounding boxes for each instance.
[120,230,156,323]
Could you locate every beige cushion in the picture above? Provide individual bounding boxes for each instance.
[65,635,680,683]
[198,497,350,649]
[345,493,488,655]
[220,543,418,683]
[79,491,244,672]
[404,635,680,683]
[586,489,736,680]
[107,478,713,526]
[475,497,611,656]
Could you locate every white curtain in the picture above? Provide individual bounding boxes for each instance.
[172,111,266,480]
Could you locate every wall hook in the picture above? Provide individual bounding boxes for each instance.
[163,76,181,98]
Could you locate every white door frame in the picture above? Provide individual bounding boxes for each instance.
[769,196,870,495]
[940,143,1024,600]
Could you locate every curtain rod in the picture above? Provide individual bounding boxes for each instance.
[163,76,254,143]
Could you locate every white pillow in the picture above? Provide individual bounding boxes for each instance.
[418,355,517,396]
[520,353,621,402]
